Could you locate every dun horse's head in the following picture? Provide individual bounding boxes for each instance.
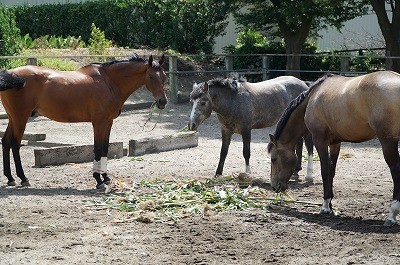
[268,134,298,192]
[146,54,167,109]
[188,82,212,131]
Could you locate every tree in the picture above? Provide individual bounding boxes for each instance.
[370,0,400,72]
[233,0,368,77]
[0,6,21,68]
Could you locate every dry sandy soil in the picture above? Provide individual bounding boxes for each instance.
[1,86,400,265]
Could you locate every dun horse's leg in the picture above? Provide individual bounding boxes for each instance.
[304,132,314,181]
[378,138,400,226]
[241,130,251,174]
[292,138,304,180]
[216,128,232,176]
[315,140,340,214]
[92,121,113,189]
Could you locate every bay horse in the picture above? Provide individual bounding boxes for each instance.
[0,54,167,189]
[268,71,400,226]
[188,76,313,179]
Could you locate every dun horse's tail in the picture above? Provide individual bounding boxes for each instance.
[0,71,25,91]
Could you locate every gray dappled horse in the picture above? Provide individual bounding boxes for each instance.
[188,76,313,180]
[268,71,400,226]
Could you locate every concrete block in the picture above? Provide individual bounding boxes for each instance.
[129,131,198,156]
[0,131,46,141]
[34,142,123,167]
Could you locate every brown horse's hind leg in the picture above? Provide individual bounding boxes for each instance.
[92,120,113,189]
[378,138,400,225]
[2,120,29,186]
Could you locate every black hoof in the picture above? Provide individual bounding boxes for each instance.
[96,183,105,190]
[102,175,111,185]
[21,181,31,187]
[7,181,16,186]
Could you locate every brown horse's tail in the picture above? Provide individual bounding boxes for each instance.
[0,71,25,91]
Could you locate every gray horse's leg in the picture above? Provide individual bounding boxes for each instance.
[241,130,251,174]
[216,128,232,176]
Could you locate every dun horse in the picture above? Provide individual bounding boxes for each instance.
[0,54,167,189]
[188,76,313,179]
[268,71,400,226]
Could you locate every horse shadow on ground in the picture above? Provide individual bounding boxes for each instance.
[0,185,105,199]
[268,204,400,234]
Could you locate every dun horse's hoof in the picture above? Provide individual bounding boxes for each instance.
[7,181,16,186]
[21,181,31,187]
[384,218,397,226]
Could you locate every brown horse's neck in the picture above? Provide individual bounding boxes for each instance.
[278,96,310,149]
[103,62,147,104]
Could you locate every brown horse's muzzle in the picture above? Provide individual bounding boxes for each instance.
[156,98,167,109]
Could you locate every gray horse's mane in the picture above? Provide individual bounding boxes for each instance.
[190,77,247,100]
[273,74,333,140]
[92,53,150,67]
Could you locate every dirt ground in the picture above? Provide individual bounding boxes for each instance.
[1,87,400,264]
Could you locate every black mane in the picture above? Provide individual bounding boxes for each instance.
[190,77,247,100]
[92,53,147,67]
[273,74,333,139]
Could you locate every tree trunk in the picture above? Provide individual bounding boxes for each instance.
[370,0,400,73]
[277,18,312,78]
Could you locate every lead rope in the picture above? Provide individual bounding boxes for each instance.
[142,101,162,131]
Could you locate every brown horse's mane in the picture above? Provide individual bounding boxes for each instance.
[91,53,153,68]
[273,74,333,140]
[190,77,247,100]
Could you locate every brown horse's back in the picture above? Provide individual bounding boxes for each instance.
[305,71,400,144]
[2,65,118,123]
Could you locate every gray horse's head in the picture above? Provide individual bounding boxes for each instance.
[188,82,212,131]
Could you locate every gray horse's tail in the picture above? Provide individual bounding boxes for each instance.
[0,71,25,91]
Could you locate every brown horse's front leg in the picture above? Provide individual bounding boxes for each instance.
[92,121,113,189]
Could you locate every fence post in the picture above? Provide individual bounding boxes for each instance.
[262,55,270,80]
[169,55,179,104]
[27,58,38,66]
[340,56,350,74]
[225,55,233,77]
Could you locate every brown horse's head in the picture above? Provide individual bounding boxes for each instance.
[268,134,297,192]
[145,54,167,109]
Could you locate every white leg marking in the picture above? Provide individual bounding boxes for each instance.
[305,155,313,182]
[385,200,400,226]
[245,164,251,174]
[93,157,107,174]
[320,198,332,214]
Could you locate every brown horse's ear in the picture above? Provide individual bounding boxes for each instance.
[148,55,153,67]
[159,54,165,66]
[203,82,209,93]
[269,134,277,146]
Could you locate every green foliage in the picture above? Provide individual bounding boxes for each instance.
[0,6,22,68]
[13,0,235,54]
[88,23,113,55]
[20,34,85,50]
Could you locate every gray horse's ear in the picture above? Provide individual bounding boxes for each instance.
[159,54,165,66]
[148,55,153,67]
[269,134,277,146]
[203,82,209,93]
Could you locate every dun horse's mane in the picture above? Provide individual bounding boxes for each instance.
[273,74,333,140]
